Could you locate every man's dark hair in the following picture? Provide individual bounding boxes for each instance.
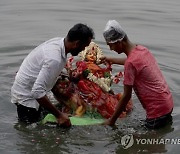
[67,23,94,43]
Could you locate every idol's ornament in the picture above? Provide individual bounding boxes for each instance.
[53,42,132,118]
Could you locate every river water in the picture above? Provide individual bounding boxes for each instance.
[0,0,180,153]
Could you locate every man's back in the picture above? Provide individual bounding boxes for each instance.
[11,37,67,109]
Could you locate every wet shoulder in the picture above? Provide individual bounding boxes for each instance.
[44,37,63,45]
[43,37,66,62]
[129,45,150,59]
[126,45,152,66]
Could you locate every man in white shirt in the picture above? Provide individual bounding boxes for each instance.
[11,23,94,127]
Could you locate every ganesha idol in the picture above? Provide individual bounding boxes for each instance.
[52,42,133,119]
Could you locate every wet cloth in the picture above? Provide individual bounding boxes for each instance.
[123,45,173,119]
[145,110,173,129]
[11,37,67,110]
[16,103,48,123]
[16,103,41,123]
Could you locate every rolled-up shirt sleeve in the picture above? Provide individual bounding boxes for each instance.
[31,59,61,99]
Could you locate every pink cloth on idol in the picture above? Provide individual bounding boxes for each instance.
[123,45,173,119]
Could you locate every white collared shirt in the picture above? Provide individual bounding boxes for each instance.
[11,37,67,110]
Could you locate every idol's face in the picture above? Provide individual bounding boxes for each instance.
[85,49,97,62]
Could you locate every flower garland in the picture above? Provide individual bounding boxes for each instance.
[87,72,112,92]
[65,42,124,92]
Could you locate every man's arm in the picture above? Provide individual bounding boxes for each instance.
[100,56,126,65]
[37,95,71,127]
[32,60,71,127]
[105,84,132,126]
